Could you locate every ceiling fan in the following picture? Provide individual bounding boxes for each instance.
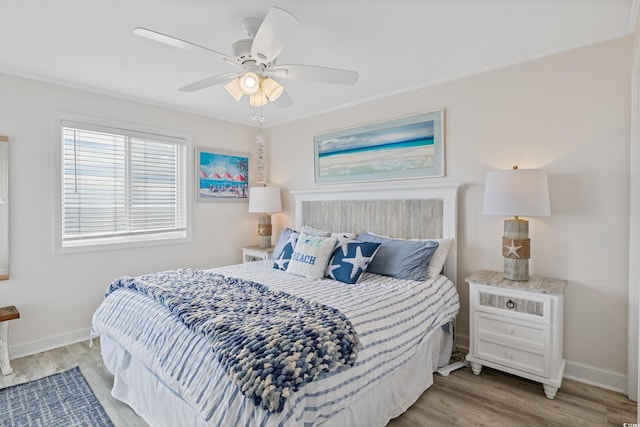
[133,6,359,111]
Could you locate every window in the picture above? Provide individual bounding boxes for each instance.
[55,113,190,251]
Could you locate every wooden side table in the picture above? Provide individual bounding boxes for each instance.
[0,305,20,375]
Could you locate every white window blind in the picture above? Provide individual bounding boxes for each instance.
[60,119,188,248]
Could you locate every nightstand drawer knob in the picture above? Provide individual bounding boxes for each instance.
[506,351,513,359]
[505,326,514,334]
[505,299,516,310]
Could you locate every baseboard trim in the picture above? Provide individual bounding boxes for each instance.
[10,327,92,360]
[564,360,627,395]
[454,333,627,395]
[455,332,469,352]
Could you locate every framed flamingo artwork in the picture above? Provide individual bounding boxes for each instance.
[196,148,250,202]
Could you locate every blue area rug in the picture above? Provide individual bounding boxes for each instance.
[0,366,113,426]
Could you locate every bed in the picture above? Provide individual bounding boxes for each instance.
[92,183,461,427]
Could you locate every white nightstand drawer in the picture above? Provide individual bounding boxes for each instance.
[476,338,548,377]
[476,313,548,349]
[474,287,551,325]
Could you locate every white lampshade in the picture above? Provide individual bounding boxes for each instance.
[248,187,282,213]
[483,168,550,217]
[224,78,244,101]
[261,77,284,102]
[249,91,268,107]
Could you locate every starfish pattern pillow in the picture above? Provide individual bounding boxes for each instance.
[324,232,357,276]
[271,228,295,260]
[273,230,300,271]
[327,240,381,284]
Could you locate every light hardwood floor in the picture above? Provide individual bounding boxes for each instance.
[0,340,636,426]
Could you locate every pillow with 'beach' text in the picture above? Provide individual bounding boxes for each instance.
[286,234,337,279]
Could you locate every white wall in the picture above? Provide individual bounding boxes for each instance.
[268,36,634,391]
[0,73,259,356]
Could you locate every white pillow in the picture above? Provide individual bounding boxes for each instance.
[426,238,452,278]
[286,234,338,279]
[331,232,356,239]
[300,225,331,237]
[366,232,452,279]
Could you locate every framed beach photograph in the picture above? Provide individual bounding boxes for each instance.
[314,110,444,184]
[196,148,250,202]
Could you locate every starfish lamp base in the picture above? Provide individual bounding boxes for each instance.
[257,213,273,249]
[502,218,531,281]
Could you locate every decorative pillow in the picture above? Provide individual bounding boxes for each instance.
[273,230,300,271]
[327,240,381,284]
[366,232,452,279]
[426,238,453,278]
[356,233,439,281]
[325,233,355,277]
[286,234,338,279]
[330,233,357,257]
[272,228,294,260]
[300,225,331,237]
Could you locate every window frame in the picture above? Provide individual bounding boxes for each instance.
[53,112,192,253]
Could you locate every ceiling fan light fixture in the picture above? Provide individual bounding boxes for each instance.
[239,71,260,95]
[261,77,284,102]
[249,91,268,107]
[224,78,244,101]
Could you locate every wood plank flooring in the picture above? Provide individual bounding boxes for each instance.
[388,365,637,427]
[0,340,636,426]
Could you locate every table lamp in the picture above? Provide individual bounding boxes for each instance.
[248,186,282,248]
[482,166,550,281]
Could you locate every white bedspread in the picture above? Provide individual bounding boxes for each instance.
[92,261,459,427]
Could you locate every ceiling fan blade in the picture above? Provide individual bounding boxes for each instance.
[272,90,293,108]
[251,7,299,65]
[271,64,359,85]
[133,27,238,66]
[178,72,239,92]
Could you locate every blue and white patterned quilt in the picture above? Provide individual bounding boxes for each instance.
[105,269,360,413]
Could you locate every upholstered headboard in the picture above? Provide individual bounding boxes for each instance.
[291,183,460,285]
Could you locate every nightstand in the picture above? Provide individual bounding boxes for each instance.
[242,245,275,263]
[465,270,567,399]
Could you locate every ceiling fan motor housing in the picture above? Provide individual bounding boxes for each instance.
[230,39,252,61]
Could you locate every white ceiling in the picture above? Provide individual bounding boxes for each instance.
[1,0,637,127]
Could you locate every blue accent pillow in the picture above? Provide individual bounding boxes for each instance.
[273,230,300,271]
[327,240,381,284]
[356,233,439,281]
[272,228,295,260]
